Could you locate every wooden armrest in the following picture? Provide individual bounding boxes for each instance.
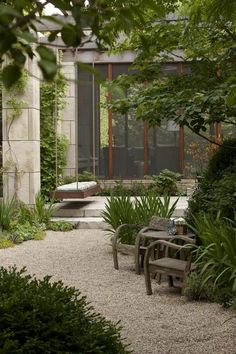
[137,227,149,234]
[112,224,140,245]
[144,239,193,262]
[169,235,196,244]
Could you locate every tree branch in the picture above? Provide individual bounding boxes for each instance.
[10,0,51,30]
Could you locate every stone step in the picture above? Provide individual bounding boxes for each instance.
[53,202,186,218]
[51,217,107,230]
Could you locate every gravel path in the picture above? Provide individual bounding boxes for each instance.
[0,230,235,354]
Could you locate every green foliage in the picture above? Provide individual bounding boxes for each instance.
[0,0,161,87]
[99,181,147,197]
[100,170,181,197]
[148,169,181,195]
[102,194,178,244]
[103,196,136,244]
[187,139,236,220]
[40,73,68,197]
[190,214,236,300]
[9,222,45,243]
[205,138,236,182]
[34,193,55,226]
[0,198,16,231]
[62,171,98,184]
[48,221,74,232]
[105,0,236,140]
[0,193,74,248]
[0,233,14,249]
[184,272,208,301]
[0,266,131,353]
[184,271,236,307]
[17,193,54,227]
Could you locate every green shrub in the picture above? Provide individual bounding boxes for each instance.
[184,271,236,307]
[0,198,16,231]
[0,233,14,249]
[34,193,55,226]
[184,272,208,301]
[0,267,130,354]
[17,194,54,228]
[102,194,178,244]
[62,171,98,185]
[40,73,68,197]
[16,202,34,224]
[205,138,236,182]
[48,221,74,231]
[102,196,137,244]
[209,168,236,218]
[99,171,181,197]
[9,222,46,243]
[187,138,236,221]
[99,181,147,197]
[148,169,181,195]
[190,214,236,300]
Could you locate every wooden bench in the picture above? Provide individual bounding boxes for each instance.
[51,181,100,199]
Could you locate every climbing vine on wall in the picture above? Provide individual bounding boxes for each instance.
[0,69,28,199]
[40,72,68,197]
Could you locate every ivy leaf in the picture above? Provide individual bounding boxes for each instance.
[0,31,17,55]
[38,60,58,80]
[2,65,22,89]
[0,4,21,19]
[48,31,60,42]
[226,87,236,106]
[61,24,82,46]
[36,45,56,62]
[18,31,36,44]
[10,48,26,65]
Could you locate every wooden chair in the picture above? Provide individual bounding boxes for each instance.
[144,236,196,295]
[112,217,170,272]
[135,217,171,274]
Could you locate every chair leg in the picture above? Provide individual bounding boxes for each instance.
[144,265,153,295]
[140,254,145,269]
[168,276,174,287]
[112,246,119,270]
[135,234,142,275]
[156,273,162,284]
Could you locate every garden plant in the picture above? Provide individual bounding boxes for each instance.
[0,194,74,248]
[0,266,130,353]
[185,214,236,308]
[102,194,178,244]
[187,138,236,222]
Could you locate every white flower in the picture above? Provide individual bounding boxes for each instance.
[174,217,187,225]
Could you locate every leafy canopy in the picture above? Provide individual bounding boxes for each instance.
[0,0,170,88]
[106,0,236,140]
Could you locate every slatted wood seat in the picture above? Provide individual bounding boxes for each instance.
[50,181,100,199]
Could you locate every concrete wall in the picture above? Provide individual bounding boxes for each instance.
[61,55,77,177]
[2,58,40,204]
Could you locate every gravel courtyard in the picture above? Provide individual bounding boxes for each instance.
[0,229,235,354]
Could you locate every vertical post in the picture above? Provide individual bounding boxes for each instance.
[215,122,222,144]
[179,127,184,174]
[177,62,185,174]
[108,64,113,179]
[143,121,149,175]
[2,57,40,205]
[92,61,96,176]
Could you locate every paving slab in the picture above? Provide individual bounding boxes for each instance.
[53,196,189,219]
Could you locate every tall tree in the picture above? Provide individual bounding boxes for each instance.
[107,0,236,142]
[0,0,163,87]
